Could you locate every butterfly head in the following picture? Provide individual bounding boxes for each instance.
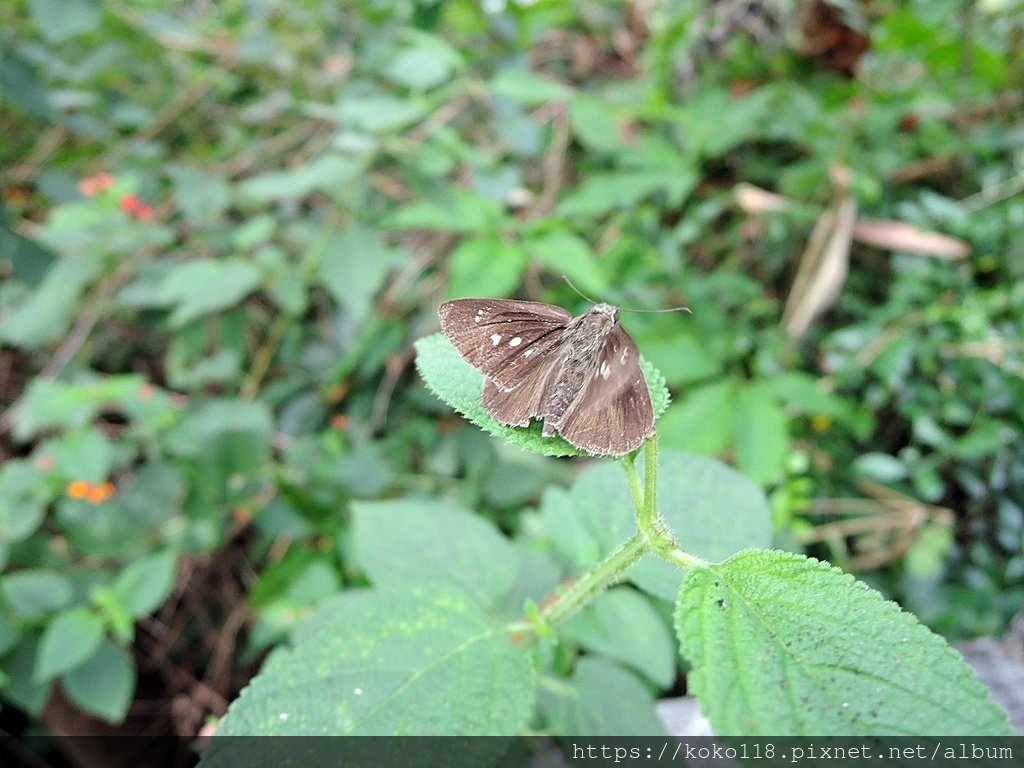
[588,302,620,328]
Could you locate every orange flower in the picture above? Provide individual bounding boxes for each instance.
[66,480,91,499]
[119,194,155,221]
[78,172,115,197]
[85,481,116,505]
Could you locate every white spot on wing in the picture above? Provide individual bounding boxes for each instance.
[509,337,522,347]
[524,348,534,357]
[620,348,629,365]
[600,361,611,379]
[490,333,502,346]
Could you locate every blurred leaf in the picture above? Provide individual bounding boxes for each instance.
[556,171,696,218]
[1,570,73,618]
[414,333,669,458]
[167,165,231,224]
[386,189,503,233]
[157,258,263,328]
[350,500,519,609]
[113,550,178,617]
[13,375,155,441]
[539,657,666,736]
[62,640,136,724]
[525,232,609,297]
[445,237,526,299]
[28,0,101,43]
[564,587,676,687]
[658,380,735,455]
[0,53,52,118]
[0,253,100,348]
[35,607,104,682]
[676,550,1013,735]
[382,34,461,90]
[210,586,534,735]
[336,94,426,134]
[488,70,573,105]
[318,227,403,325]
[733,384,789,485]
[854,453,909,482]
[40,426,115,484]
[239,155,362,203]
[0,642,50,715]
[0,460,49,543]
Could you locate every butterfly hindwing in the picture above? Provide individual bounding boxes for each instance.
[438,299,571,390]
[482,362,557,427]
[556,325,654,455]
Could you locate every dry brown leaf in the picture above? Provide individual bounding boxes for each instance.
[852,218,970,259]
[735,182,791,214]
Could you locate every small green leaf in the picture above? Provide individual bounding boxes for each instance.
[564,587,676,687]
[414,333,669,457]
[488,70,574,105]
[63,640,136,724]
[211,586,534,735]
[0,641,51,715]
[113,550,178,618]
[350,500,519,609]
[238,154,362,202]
[539,657,666,736]
[675,550,1014,735]
[158,258,263,328]
[854,452,909,482]
[28,0,101,43]
[35,607,104,682]
[556,171,696,218]
[40,426,115,484]
[1,570,73,618]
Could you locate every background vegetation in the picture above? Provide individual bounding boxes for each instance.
[1,0,1022,756]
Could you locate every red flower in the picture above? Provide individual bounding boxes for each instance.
[119,194,155,221]
[78,172,115,197]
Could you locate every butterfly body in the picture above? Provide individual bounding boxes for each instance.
[438,298,654,456]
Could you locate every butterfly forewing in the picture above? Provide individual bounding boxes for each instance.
[557,325,654,455]
[438,299,571,391]
[482,364,556,427]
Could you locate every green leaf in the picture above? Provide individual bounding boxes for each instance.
[158,258,263,328]
[675,550,1014,735]
[40,426,115,484]
[445,237,526,300]
[556,171,697,218]
[733,383,789,485]
[539,657,666,736]
[113,550,178,617]
[0,641,50,716]
[854,452,909,482]
[350,500,519,609]
[318,227,403,325]
[0,460,49,543]
[414,333,669,457]
[0,253,101,349]
[212,586,534,735]
[1,569,73,618]
[488,70,574,105]
[657,380,735,455]
[35,607,104,682]
[28,0,101,43]
[63,640,136,724]
[335,94,426,134]
[238,154,362,202]
[564,587,676,687]
[525,233,610,297]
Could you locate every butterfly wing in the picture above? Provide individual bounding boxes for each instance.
[438,299,571,391]
[482,362,558,427]
[556,325,654,455]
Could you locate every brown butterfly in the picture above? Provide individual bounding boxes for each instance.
[438,298,655,456]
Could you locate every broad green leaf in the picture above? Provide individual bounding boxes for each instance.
[733,384,789,485]
[35,607,104,682]
[0,460,49,542]
[0,253,100,348]
[675,550,1014,735]
[569,97,626,152]
[63,640,136,724]
[0,53,53,118]
[564,587,676,688]
[657,380,735,455]
[553,450,770,601]
[40,426,115,484]
[318,227,403,324]
[382,34,461,90]
[445,237,526,300]
[12,375,157,440]
[28,0,101,43]
[386,189,503,233]
[539,657,666,736]
[0,641,50,716]
[525,233,609,297]
[350,500,519,609]
[335,94,426,134]
[157,258,263,328]
[556,170,697,218]
[414,333,669,457]
[167,165,230,224]
[1,570,73,618]
[113,550,178,617]
[238,154,362,202]
[488,70,573,105]
[211,586,534,735]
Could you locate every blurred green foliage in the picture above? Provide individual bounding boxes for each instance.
[1,0,1022,738]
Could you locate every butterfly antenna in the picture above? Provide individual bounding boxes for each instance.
[561,275,691,313]
[561,275,598,305]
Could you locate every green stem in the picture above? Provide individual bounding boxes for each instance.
[539,532,647,627]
